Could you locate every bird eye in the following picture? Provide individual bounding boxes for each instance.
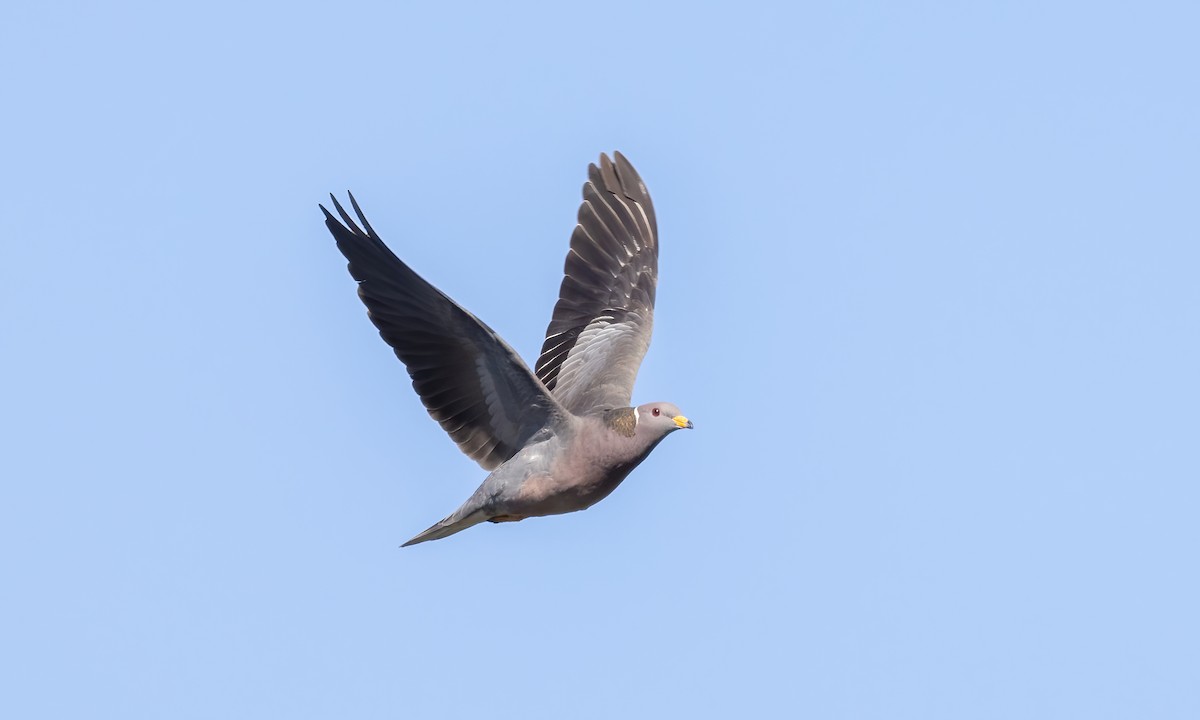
[652,408,661,417]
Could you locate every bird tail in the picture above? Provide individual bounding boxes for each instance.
[401,510,487,547]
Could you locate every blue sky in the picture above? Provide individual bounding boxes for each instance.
[3,1,1198,717]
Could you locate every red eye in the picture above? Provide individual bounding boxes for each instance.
[652,408,661,417]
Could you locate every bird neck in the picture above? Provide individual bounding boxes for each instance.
[602,407,638,438]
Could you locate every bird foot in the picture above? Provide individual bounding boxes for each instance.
[488,515,526,523]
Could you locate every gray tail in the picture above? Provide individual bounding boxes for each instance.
[401,511,486,547]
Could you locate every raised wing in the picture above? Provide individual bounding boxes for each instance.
[321,193,562,471]
[534,152,659,414]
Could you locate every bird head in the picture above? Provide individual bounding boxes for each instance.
[635,402,693,437]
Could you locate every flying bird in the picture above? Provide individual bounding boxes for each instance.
[320,152,691,546]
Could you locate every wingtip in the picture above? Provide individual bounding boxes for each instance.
[612,151,639,180]
[327,193,364,234]
[346,190,378,238]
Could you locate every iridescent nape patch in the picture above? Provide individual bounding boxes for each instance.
[606,407,638,437]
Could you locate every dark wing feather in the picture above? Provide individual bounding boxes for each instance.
[534,152,658,413]
[321,193,562,470]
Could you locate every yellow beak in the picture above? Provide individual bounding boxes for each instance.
[673,415,694,429]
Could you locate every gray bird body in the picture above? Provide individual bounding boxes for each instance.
[320,153,691,547]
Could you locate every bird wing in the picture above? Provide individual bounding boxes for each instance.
[534,152,659,414]
[322,193,563,471]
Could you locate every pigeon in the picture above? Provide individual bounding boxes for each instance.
[320,152,692,546]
